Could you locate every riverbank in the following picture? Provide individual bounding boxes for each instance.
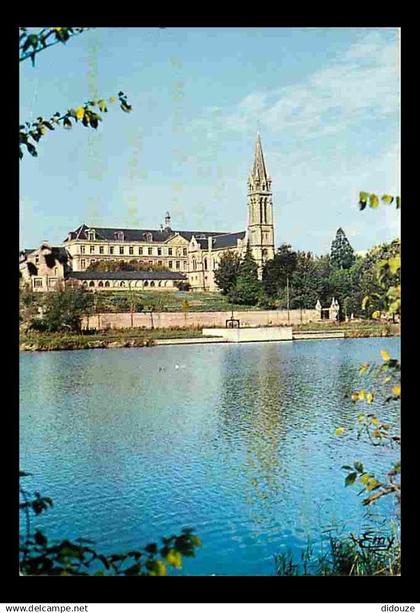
[19,321,400,351]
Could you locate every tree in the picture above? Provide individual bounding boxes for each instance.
[262,243,297,298]
[330,228,355,270]
[214,251,241,295]
[289,251,319,309]
[229,245,263,306]
[30,287,93,333]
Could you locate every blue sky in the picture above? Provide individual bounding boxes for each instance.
[20,27,400,254]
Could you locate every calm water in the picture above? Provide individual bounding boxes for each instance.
[20,337,400,575]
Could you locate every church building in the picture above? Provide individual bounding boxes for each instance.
[20,135,275,293]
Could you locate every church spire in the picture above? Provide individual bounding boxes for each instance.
[251,132,268,182]
[246,133,275,277]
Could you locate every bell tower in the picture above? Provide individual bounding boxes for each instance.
[247,134,275,276]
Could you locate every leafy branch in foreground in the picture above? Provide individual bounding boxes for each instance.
[359,192,400,211]
[20,471,201,576]
[19,92,132,159]
[19,27,88,65]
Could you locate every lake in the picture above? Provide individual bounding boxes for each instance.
[20,337,400,575]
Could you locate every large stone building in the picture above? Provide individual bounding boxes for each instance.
[20,135,275,292]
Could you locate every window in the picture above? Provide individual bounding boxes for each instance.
[150,281,155,287]
[81,259,86,269]
[80,246,85,254]
[168,248,173,256]
[183,261,187,270]
[90,246,95,254]
[143,232,153,242]
[158,260,163,266]
[129,246,134,255]
[158,247,162,256]
[48,278,57,287]
[193,259,197,271]
[139,247,143,255]
[35,255,39,265]
[89,281,95,287]
[144,281,149,287]
[176,261,180,269]
[148,247,153,256]
[109,246,114,255]
[115,231,124,241]
[119,246,124,255]
[87,230,96,241]
[204,258,208,270]
[183,248,187,256]
[54,267,58,275]
[120,281,125,287]
[98,281,103,287]
[99,246,104,254]
[105,281,110,288]
[34,278,43,288]
[169,261,173,268]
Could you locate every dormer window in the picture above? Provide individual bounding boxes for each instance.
[114,231,125,241]
[143,232,153,242]
[87,229,96,241]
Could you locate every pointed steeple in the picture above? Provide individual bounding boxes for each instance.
[248,133,271,193]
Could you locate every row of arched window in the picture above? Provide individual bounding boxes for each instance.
[81,280,171,289]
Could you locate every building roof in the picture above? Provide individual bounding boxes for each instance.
[68,270,187,281]
[19,249,36,257]
[65,224,230,244]
[211,231,246,250]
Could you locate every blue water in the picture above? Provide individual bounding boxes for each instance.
[20,337,400,575]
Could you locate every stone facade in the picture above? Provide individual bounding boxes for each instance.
[20,135,276,292]
[19,243,69,292]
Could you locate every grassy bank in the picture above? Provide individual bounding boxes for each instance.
[20,328,204,351]
[294,320,400,338]
[20,320,399,351]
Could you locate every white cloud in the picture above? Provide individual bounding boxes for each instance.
[222,30,399,140]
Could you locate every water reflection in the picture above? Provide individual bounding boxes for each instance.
[20,338,400,575]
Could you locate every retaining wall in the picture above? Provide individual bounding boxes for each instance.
[82,309,319,331]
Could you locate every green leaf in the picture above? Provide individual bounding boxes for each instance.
[381,194,394,205]
[345,472,357,486]
[354,461,364,473]
[369,194,379,208]
[396,196,400,209]
[34,530,47,546]
[361,295,370,311]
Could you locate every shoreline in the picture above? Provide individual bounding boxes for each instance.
[20,324,400,352]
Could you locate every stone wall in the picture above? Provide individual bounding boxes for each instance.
[82,309,319,331]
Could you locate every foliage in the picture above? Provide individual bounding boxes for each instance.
[289,251,320,309]
[30,287,94,333]
[353,239,400,320]
[20,92,132,159]
[330,227,355,270]
[20,27,87,65]
[262,243,297,298]
[275,532,400,576]
[19,472,201,576]
[228,246,263,306]
[87,259,169,272]
[214,251,241,295]
[359,192,400,211]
